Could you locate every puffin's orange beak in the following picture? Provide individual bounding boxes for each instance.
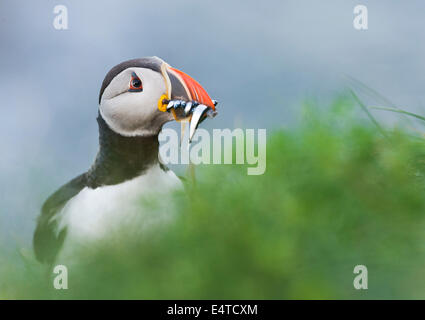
[158,63,218,141]
[167,67,216,109]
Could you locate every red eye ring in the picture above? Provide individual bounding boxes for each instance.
[129,72,143,92]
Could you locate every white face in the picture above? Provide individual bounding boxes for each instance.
[99,67,173,136]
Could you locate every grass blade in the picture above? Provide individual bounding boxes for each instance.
[345,75,415,126]
[371,106,425,122]
[350,90,387,137]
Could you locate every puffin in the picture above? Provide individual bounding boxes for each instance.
[33,56,217,265]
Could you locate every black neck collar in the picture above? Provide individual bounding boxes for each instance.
[86,114,160,188]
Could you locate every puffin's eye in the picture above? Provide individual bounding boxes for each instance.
[129,72,143,92]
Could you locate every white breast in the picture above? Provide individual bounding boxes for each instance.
[53,164,182,263]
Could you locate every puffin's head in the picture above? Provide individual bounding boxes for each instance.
[98,56,217,137]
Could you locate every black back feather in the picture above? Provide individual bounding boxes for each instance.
[33,173,88,264]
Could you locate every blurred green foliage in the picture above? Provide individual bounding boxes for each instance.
[2,96,425,299]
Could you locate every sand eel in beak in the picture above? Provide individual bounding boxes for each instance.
[33,57,218,265]
[157,63,218,142]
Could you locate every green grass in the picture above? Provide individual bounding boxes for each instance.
[2,96,425,299]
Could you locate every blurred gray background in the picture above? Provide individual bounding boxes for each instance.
[1,0,425,246]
